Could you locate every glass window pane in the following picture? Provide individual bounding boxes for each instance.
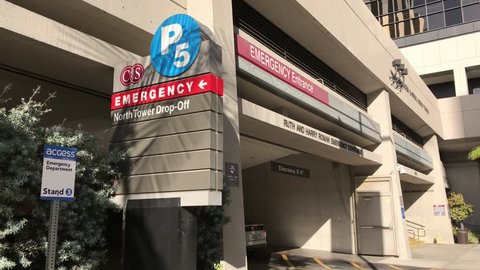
[393,0,409,10]
[382,25,392,37]
[396,20,413,37]
[444,0,461,9]
[412,16,428,33]
[427,0,440,3]
[381,0,391,14]
[396,10,411,21]
[463,0,479,5]
[464,3,480,22]
[367,2,380,16]
[413,6,427,16]
[428,12,445,29]
[386,23,397,38]
[445,8,463,25]
[412,0,426,6]
[427,2,443,13]
[428,82,456,98]
[381,14,396,25]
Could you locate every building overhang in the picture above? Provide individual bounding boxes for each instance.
[239,98,382,166]
[397,164,434,185]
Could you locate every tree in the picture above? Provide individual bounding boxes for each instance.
[0,86,127,270]
[468,146,480,161]
[447,192,474,227]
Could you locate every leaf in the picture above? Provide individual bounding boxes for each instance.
[468,146,480,161]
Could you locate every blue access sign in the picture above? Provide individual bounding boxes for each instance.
[150,14,201,77]
[40,144,77,201]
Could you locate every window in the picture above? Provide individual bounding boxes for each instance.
[381,0,391,13]
[467,66,480,94]
[427,12,445,29]
[392,116,424,146]
[444,0,461,8]
[367,2,380,16]
[445,8,463,25]
[468,77,480,94]
[463,0,479,5]
[427,2,443,13]
[412,16,428,33]
[428,82,456,98]
[413,6,427,16]
[421,70,455,98]
[464,3,480,22]
[412,0,426,7]
[367,0,480,38]
[396,10,411,21]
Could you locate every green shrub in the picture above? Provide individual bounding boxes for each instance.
[448,192,474,226]
[0,86,127,270]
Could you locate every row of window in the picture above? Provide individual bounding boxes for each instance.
[365,0,480,38]
[365,0,479,15]
[427,77,480,98]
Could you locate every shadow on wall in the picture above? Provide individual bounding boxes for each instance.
[242,153,354,253]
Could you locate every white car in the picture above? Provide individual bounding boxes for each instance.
[245,224,267,248]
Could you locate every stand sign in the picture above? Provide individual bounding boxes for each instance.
[40,144,77,201]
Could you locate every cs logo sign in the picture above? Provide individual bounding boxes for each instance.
[150,14,201,77]
[120,63,144,86]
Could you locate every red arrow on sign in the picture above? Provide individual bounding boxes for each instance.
[111,73,223,110]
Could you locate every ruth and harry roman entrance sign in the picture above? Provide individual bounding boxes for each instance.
[110,14,224,203]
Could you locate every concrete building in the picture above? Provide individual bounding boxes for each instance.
[365,0,480,232]
[0,0,465,269]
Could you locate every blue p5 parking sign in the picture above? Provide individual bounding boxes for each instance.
[150,14,201,77]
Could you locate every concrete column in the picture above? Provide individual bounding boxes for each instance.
[366,90,411,259]
[187,1,247,269]
[454,65,469,96]
[423,135,455,243]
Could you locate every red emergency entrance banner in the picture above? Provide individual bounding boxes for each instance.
[111,73,223,110]
[236,35,329,105]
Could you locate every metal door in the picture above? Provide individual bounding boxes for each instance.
[356,192,397,256]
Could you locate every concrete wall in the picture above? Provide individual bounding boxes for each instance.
[402,135,454,244]
[401,32,480,96]
[438,94,480,140]
[243,154,354,253]
[359,90,411,259]
[187,1,248,269]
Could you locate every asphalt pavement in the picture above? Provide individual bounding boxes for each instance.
[247,244,480,270]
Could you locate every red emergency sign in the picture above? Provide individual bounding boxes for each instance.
[111,73,223,110]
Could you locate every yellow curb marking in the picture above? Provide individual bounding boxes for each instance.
[313,258,333,270]
[389,264,403,270]
[281,254,295,268]
[350,261,366,270]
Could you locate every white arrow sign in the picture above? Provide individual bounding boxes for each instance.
[198,79,207,89]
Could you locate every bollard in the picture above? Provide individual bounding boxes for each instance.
[457,229,469,244]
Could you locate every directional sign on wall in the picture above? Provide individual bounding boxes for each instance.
[110,14,224,202]
[111,73,223,110]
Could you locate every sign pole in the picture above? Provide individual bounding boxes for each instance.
[45,200,60,270]
[41,144,77,270]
